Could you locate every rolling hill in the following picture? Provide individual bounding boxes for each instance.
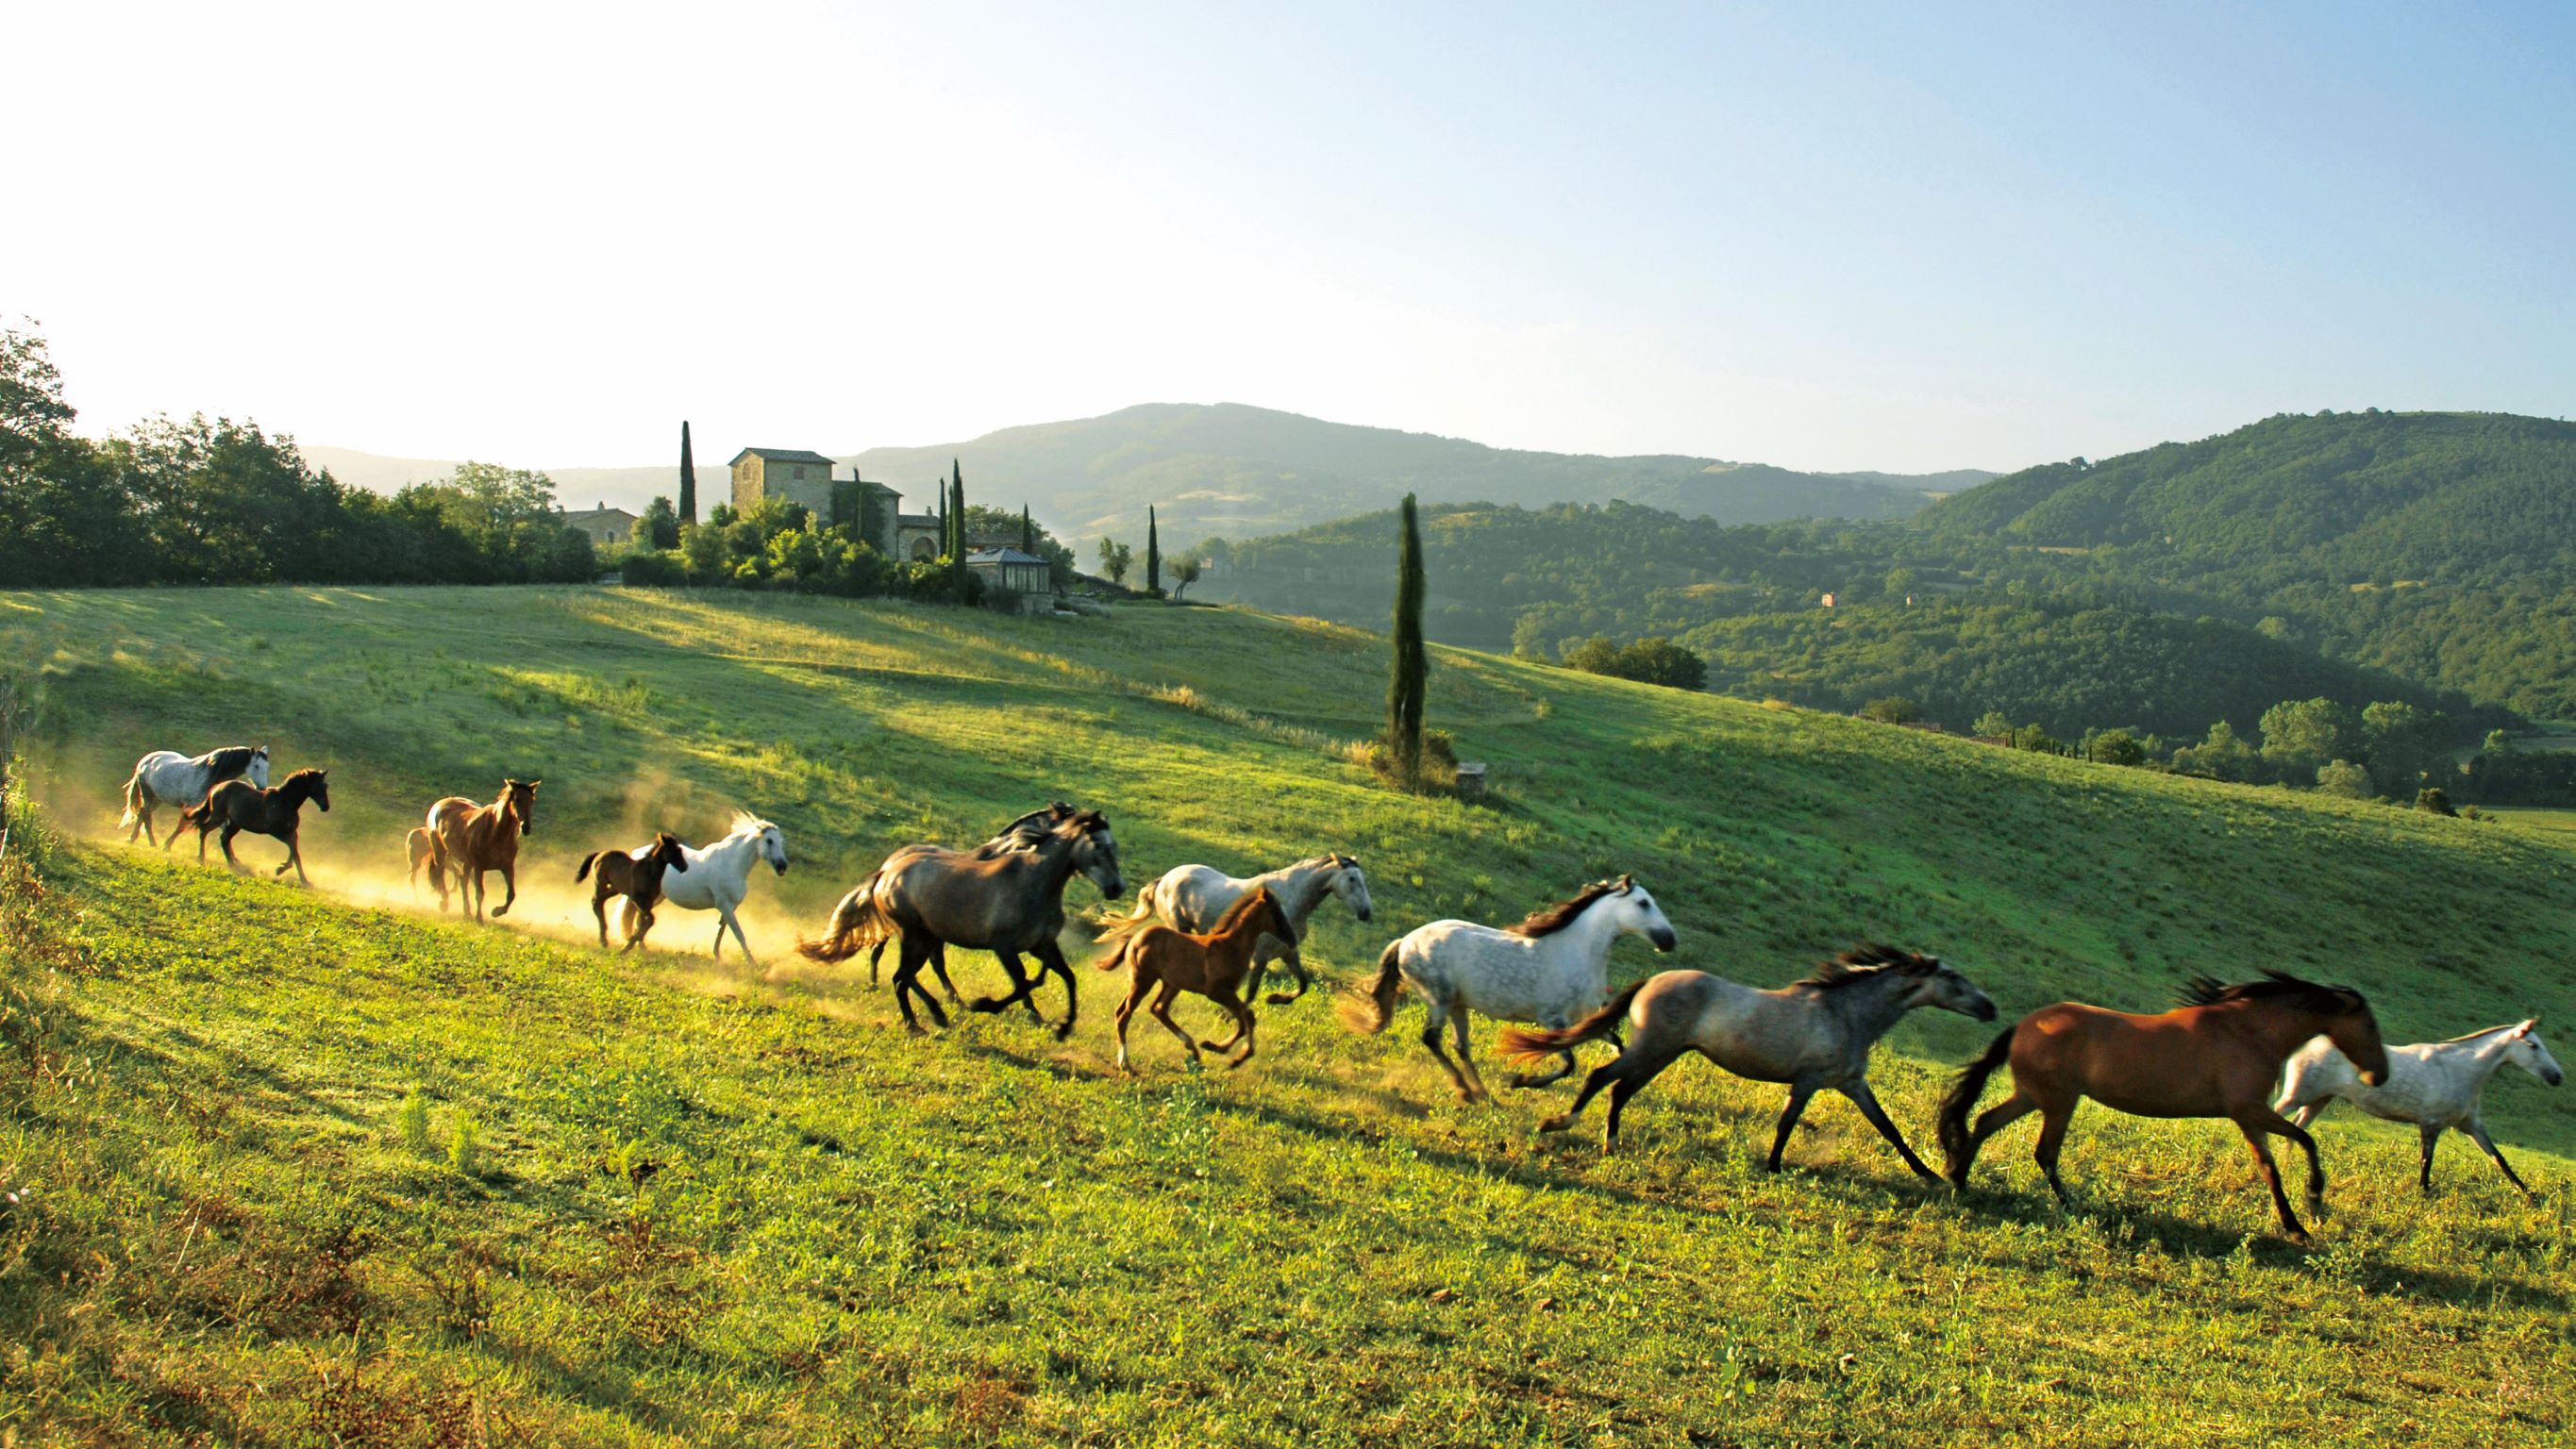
[3,586,2573,1442]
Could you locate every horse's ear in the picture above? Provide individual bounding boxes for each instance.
[1618,873,1634,891]
[2518,1018,2537,1035]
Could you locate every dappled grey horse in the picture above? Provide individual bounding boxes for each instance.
[119,744,270,845]
[2278,1017,2562,1195]
[1129,853,1374,1004]
[1503,945,1995,1177]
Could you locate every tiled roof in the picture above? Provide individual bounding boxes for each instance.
[728,447,837,466]
[967,548,1051,565]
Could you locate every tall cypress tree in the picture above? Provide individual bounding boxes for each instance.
[1146,506,1161,594]
[677,421,696,524]
[949,463,968,591]
[1020,504,1034,553]
[1388,492,1428,779]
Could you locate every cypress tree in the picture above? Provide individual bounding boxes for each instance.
[1388,492,1428,780]
[949,463,968,591]
[1021,504,1034,553]
[1146,505,1161,594]
[677,421,696,524]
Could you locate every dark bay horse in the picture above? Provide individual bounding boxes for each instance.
[1937,970,2390,1241]
[1096,886,1301,1073]
[1503,945,1995,1177]
[423,779,539,922]
[797,804,1125,1038]
[576,832,691,951]
[183,768,330,884]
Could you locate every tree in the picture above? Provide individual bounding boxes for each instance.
[640,495,679,550]
[1021,504,1035,554]
[2085,728,2146,767]
[677,420,696,524]
[1860,696,1921,724]
[947,462,967,592]
[1146,505,1162,594]
[2416,786,2458,817]
[1169,554,1202,600]
[2363,699,2451,798]
[1,321,133,586]
[2316,758,2374,798]
[1563,635,1622,675]
[2260,698,2363,779]
[1972,710,2014,740]
[1096,537,1133,585]
[1387,493,1428,779]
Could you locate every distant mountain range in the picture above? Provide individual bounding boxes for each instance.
[301,403,1995,541]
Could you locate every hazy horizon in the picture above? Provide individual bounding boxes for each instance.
[9,1,2571,475]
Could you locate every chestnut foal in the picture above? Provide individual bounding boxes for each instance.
[1096,886,1300,1073]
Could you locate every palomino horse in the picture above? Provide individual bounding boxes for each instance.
[181,768,329,884]
[576,832,691,951]
[421,779,540,922]
[1096,886,1302,1073]
[2278,1017,2561,1195]
[1502,945,1996,1177]
[1127,853,1374,1004]
[614,815,790,963]
[1937,971,2390,1241]
[119,744,269,845]
[1343,875,1676,1103]
[798,804,1125,1038]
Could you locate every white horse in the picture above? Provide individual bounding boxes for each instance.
[1128,853,1375,1003]
[1344,874,1677,1103]
[613,815,790,964]
[119,744,270,846]
[2277,1018,2563,1195]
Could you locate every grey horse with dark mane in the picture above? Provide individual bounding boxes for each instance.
[1502,944,1995,1177]
[797,803,1125,1038]
[119,744,270,846]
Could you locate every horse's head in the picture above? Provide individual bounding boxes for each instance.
[1329,854,1375,923]
[1066,809,1124,899]
[1907,956,1998,1022]
[248,745,273,790]
[306,768,330,813]
[2507,1018,2564,1087]
[506,779,540,835]
[1606,874,1678,952]
[762,823,790,876]
[2322,988,2391,1087]
[653,832,690,872]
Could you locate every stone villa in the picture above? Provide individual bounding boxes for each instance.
[559,501,640,549]
[728,447,944,559]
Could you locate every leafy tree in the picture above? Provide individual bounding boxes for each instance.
[2260,698,2364,779]
[2416,786,2458,816]
[0,322,133,586]
[1096,537,1133,585]
[1972,710,2014,739]
[1562,636,1623,675]
[2084,728,2146,767]
[640,495,680,550]
[2171,719,2263,782]
[2363,699,2451,797]
[1169,554,1203,600]
[1387,493,1428,779]
[2317,759,2375,798]
[2010,724,2062,754]
[1860,696,1921,724]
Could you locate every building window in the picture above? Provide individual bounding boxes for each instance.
[794,465,807,480]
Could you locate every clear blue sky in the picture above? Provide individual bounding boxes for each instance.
[8,1,2571,473]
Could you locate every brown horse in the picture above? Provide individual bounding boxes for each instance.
[1095,886,1301,1073]
[422,778,540,922]
[575,833,691,951]
[797,803,1125,1038]
[181,768,330,884]
[1936,970,2390,1241]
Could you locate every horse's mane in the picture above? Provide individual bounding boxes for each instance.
[1211,886,1283,935]
[278,768,327,791]
[2177,969,2365,1013]
[198,744,261,776]
[1505,876,1629,939]
[2440,1021,2522,1043]
[1797,942,1942,990]
[975,803,1105,858]
[728,810,776,837]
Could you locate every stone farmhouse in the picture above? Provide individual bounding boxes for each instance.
[728,447,944,560]
[559,501,640,549]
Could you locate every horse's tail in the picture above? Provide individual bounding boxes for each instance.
[1936,1026,2019,1182]
[1095,934,1137,973]
[1337,940,1412,1035]
[1092,908,1157,949]
[118,765,146,830]
[575,850,604,883]
[797,876,892,964]
[1498,980,1647,1065]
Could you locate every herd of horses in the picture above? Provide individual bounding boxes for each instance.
[118,744,2563,1242]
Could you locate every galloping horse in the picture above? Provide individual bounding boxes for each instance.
[420,778,540,922]
[615,815,790,963]
[1126,853,1374,1004]
[1096,886,1302,1073]
[1343,875,1676,1104]
[1938,971,2390,1241]
[576,832,692,951]
[119,744,269,845]
[181,768,329,884]
[797,804,1126,1038]
[1503,945,1995,1177]
[2278,1017,2561,1195]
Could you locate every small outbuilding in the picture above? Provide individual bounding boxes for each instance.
[966,548,1058,613]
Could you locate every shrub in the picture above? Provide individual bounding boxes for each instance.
[1972,710,2014,740]
[2316,759,2374,799]
[2416,787,2459,817]
[615,549,686,587]
[1860,696,1921,724]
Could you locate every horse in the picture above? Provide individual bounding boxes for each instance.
[1342,874,1676,1104]
[1936,971,2390,1241]
[1096,886,1302,1073]
[2277,1017,2562,1196]
[797,804,1125,1038]
[1124,853,1374,1004]
[1500,945,1996,1177]
[119,744,269,846]
[422,778,540,922]
[180,768,329,884]
[612,814,790,963]
[576,832,692,952]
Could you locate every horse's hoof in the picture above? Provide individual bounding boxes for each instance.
[966,997,1004,1015]
[1053,1024,1075,1042]
[1264,993,1298,1007]
[1537,1115,1571,1134]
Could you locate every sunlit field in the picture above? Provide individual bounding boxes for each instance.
[4,586,2571,1445]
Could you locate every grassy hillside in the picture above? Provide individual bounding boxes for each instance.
[852,402,1964,542]
[5,587,2575,1444]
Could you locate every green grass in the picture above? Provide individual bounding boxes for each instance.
[5,585,2575,1445]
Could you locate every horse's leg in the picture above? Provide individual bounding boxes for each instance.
[1147,982,1201,1070]
[721,905,757,967]
[1222,997,1257,1069]
[1448,1008,1495,1103]
[1200,988,1251,1053]
[492,861,517,918]
[2417,1123,2443,1192]
[2464,1114,2534,1196]
[218,824,246,874]
[2032,1105,2077,1208]
[1838,1078,1942,1181]
[284,830,310,885]
[889,937,931,1036]
[1261,941,1312,1008]
[594,890,611,948]
[1112,971,1147,1073]
[1506,1019,1581,1091]
[1416,998,1477,1102]
[1766,1081,1820,1173]
[1540,1059,1622,1135]
[629,903,655,954]
[2242,1104,2328,1214]
[2237,1125,2310,1241]
[1031,940,1079,1041]
[1951,1091,2039,1187]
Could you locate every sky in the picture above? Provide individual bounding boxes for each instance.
[8,0,2572,474]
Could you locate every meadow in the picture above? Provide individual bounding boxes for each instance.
[3,585,2572,1446]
